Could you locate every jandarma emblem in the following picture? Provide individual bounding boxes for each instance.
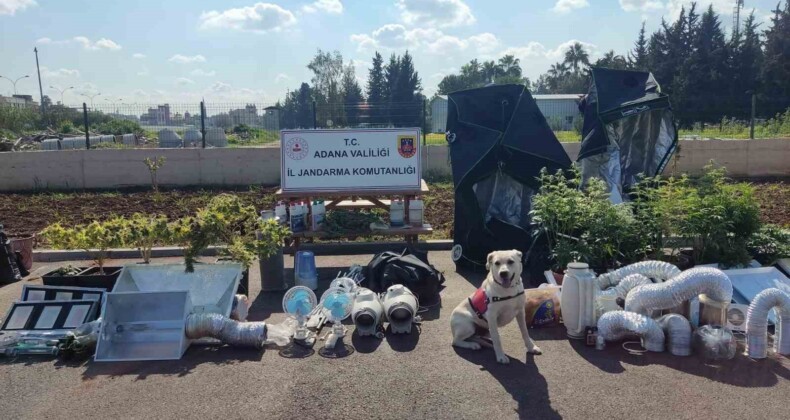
[397,135,416,158]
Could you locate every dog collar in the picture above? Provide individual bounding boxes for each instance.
[468,288,525,319]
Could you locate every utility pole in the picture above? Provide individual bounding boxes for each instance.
[81,92,101,108]
[34,47,45,116]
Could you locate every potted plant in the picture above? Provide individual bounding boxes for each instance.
[40,217,128,290]
[179,194,290,295]
[125,213,169,264]
[747,224,790,265]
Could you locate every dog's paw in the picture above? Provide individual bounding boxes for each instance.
[496,354,510,364]
[469,342,481,350]
[528,345,543,355]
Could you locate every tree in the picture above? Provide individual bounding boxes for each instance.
[437,74,468,95]
[630,22,649,70]
[593,50,629,70]
[392,51,422,126]
[295,83,313,128]
[563,42,590,74]
[384,53,400,126]
[728,12,763,118]
[307,49,344,127]
[761,1,790,115]
[366,52,386,124]
[341,62,365,126]
[482,60,498,83]
[436,55,529,94]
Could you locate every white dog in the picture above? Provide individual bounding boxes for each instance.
[450,250,542,364]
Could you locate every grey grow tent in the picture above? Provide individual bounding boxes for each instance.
[446,85,572,272]
[578,68,678,203]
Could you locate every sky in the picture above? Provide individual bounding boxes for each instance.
[0,0,780,105]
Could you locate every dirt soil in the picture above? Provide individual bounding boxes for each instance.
[0,181,786,242]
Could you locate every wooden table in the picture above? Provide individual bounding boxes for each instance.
[275,180,432,252]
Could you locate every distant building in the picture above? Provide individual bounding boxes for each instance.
[429,93,583,132]
[141,104,171,125]
[263,106,280,131]
[0,94,38,109]
[229,104,258,126]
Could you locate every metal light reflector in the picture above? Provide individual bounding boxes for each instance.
[1,300,98,336]
[21,285,105,304]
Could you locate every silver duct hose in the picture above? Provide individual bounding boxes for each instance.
[596,260,680,290]
[656,314,692,356]
[624,267,733,315]
[598,273,652,300]
[185,313,267,348]
[746,288,790,359]
[596,310,665,352]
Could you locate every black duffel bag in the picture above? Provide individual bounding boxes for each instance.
[363,248,444,305]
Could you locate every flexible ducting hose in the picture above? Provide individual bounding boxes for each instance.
[185,313,267,348]
[656,314,692,356]
[596,260,681,290]
[746,288,790,359]
[596,310,665,352]
[624,267,732,315]
[598,273,652,300]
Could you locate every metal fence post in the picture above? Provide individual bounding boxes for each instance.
[83,102,90,150]
[750,93,756,140]
[312,100,317,129]
[200,101,207,148]
[421,99,426,146]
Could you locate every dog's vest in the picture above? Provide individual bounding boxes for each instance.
[468,287,525,319]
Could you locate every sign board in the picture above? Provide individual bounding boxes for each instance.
[281,128,421,192]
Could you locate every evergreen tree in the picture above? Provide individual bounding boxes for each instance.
[341,62,365,126]
[393,51,422,126]
[307,49,344,127]
[728,13,763,118]
[629,22,649,70]
[761,1,790,115]
[366,52,386,124]
[295,83,313,129]
[384,53,401,126]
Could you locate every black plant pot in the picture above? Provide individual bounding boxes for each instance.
[42,266,122,291]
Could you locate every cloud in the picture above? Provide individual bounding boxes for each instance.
[351,24,496,56]
[396,0,475,28]
[132,53,146,59]
[36,36,121,50]
[619,0,664,13]
[210,82,233,93]
[73,36,122,51]
[199,2,297,33]
[302,0,343,14]
[0,0,36,16]
[175,77,195,86]
[190,69,216,77]
[40,66,80,78]
[137,67,150,76]
[552,0,589,14]
[275,73,290,83]
[169,54,206,64]
[501,39,598,79]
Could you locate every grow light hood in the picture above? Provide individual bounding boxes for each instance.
[113,263,241,317]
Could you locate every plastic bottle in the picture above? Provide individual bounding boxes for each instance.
[559,262,597,340]
[408,199,424,227]
[274,201,288,224]
[311,200,326,231]
[289,203,306,233]
[390,199,405,227]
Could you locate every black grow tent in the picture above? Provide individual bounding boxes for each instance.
[578,67,678,203]
[446,85,572,272]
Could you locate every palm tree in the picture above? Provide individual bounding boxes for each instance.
[482,60,498,83]
[563,42,591,74]
[497,55,522,78]
[547,62,568,78]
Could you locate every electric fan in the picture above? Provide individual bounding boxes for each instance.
[318,287,354,358]
[279,286,318,358]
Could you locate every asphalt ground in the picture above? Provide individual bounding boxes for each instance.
[1,251,788,419]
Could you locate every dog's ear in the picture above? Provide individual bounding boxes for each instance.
[513,250,523,261]
[486,252,494,270]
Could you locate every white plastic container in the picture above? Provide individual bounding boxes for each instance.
[408,199,424,227]
[289,203,306,233]
[390,199,405,227]
[311,200,326,231]
[275,201,288,224]
[559,262,598,340]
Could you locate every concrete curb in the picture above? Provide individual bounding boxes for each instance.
[33,240,455,262]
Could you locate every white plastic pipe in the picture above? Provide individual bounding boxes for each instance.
[596,260,681,290]
[746,288,790,359]
[596,310,665,352]
[656,314,692,356]
[624,267,732,315]
[598,273,652,300]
